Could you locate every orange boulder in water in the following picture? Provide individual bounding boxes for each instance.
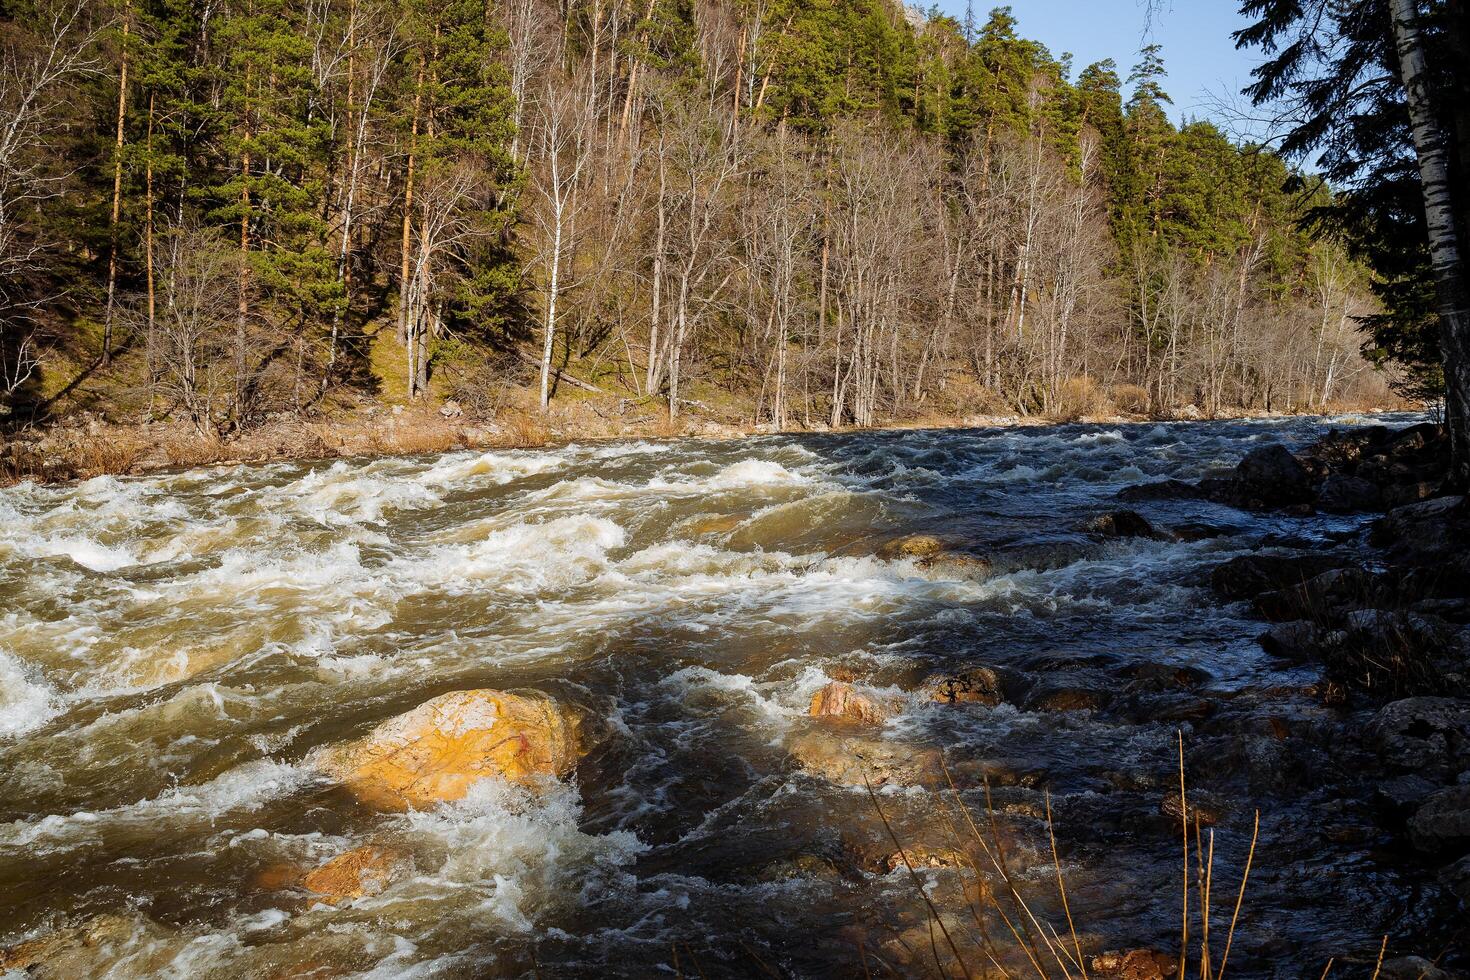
[312,690,584,811]
[302,845,410,903]
[808,682,893,725]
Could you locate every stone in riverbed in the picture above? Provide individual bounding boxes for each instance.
[301,845,411,903]
[0,915,174,976]
[1209,553,1350,602]
[1408,785,1470,852]
[809,682,894,725]
[1081,510,1165,540]
[311,689,584,811]
[1370,495,1470,564]
[921,666,1012,706]
[788,732,943,787]
[1371,697,1470,778]
[1234,444,1313,507]
[1090,948,1179,978]
[1316,474,1382,513]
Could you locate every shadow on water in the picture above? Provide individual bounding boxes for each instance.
[0,412,1460,976]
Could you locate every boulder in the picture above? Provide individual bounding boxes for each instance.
[1116,479,1204,503]
[1378,957,1454,980]
[1371,496,1470,564]
[1082,510,1165,540]
[809,682,893,725]
[301,845,411,903]
[788,732,942,787]
[0,916,172,976]
[1373,698,1470,778]
[877,534,991,576]
[877,534,946,560]
[1233,444,1312,507]
[311,689,584,810]
[438,399,463,419]
[1209,554,1348,601]
[1258,621,1321,662]
[1409,785,1470,852]
[1441,854,1470,906]
[1316,474,1382,514]
[922,666,1012,706]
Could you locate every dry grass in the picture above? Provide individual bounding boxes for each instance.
[1108,384,1153,416]
[73,430,148,477]
[862,736,1263,979]
[500,410,550,448]
[1052,376,1112,423]
[365,422,465,456]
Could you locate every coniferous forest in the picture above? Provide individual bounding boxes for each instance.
[0,0,1453,443]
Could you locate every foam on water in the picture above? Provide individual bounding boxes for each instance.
[0,651,60,738]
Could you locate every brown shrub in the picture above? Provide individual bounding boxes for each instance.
[1052,375,1112,422]
[1108,383,1152,416]
[500,411,549,448]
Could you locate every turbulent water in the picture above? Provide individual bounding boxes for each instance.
[0,414,1450,977]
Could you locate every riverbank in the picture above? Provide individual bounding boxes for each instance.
[0,389,1407,487]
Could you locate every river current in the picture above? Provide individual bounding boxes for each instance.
[0,414,1447,977]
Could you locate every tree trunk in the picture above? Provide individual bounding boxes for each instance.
[1391,0,1470,487]
[397,58,424,347]
[102,7,130,366]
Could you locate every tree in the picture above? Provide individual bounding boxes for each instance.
[1238,0,1470,485]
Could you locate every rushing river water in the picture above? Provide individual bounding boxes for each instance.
[0,414,1453,977]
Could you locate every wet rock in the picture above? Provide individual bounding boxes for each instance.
[1234,444,1313,507]
[1090,948,1179,979]
[1371,496,1470,564]
[1254,567,1379,623]
[1374,774,1439,819]
[1441,854,1470,906]
[876,843,968,873]
[1316,474,1382,513]
[1259,621,1321,662]
[788,732,942,787]
[877,534,947,560]
[311,689,584,810]
[1123,662,1212,690]
[1160,789,1225,827]
[809,682,894,725]
[1408,785,1470,852]
[1210,553,1349,602]
[1378,957,1454,980]
[0,915,173,975]
[1082,510,1165,540]
[1117,691,1214,725]
[1364,696,1470,781]
[301,845,411,903]
[1116,479,1203,503]
[1169,521,1242,541]
[876,534,992,577]
[922,666,1013,706]
[1022,680,1110,713]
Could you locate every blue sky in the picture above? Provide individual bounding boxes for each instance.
[936,1,1262,126]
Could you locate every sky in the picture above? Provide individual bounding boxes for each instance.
[936,0,1264,128]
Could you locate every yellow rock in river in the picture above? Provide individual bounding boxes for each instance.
[301,845,410,903]
[313,690,583,810]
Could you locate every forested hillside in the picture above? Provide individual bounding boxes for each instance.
[0,0,1399,436]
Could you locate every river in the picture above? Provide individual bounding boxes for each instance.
[0,414,1448,977]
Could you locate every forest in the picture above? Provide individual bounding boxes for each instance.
[0,0,1411,437]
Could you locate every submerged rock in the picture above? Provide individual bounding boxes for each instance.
[311,689,584,810]
[788,732,942,787]
[301,845,412,903]
[0,915,173,976]
[809,682,894,725]
[1091,948,1179,979]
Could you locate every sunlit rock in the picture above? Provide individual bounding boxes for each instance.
[0,915,174,976]
[921,666,1010,706]
[311,689,584,810]
[788,731,942,787]
[302,845,411,904]
[1090,948,1179,979]
[808,682,893,725]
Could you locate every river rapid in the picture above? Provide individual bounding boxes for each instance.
[0,414,1452,977]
